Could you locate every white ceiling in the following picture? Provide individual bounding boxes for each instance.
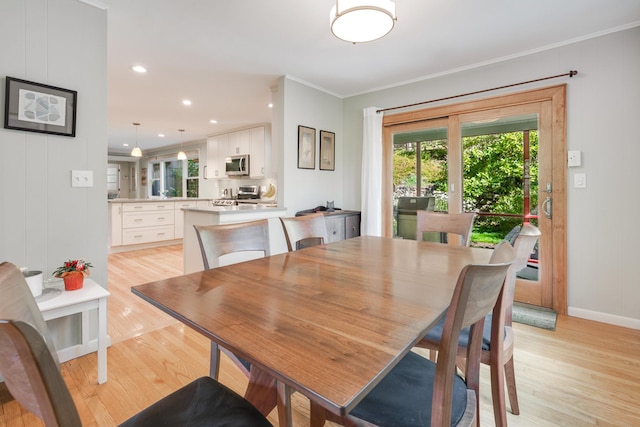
[101,0,640,155]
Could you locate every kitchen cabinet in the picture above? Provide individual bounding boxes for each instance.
[109,203,122,246]
[121,202,174,245]
[110,200,212,249]
[249,126,265,178]
[205,134,228,179]
[226,129,250,156]
[300,210,361,243]
[173,200,198,239]
[205,125,268,179]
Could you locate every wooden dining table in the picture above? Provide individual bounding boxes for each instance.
[132,235,492,427]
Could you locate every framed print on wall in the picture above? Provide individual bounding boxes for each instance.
[298,125,316,169]
[3,76,77,137]
[319,130,335,171]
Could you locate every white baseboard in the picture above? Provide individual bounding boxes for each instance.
[568,307,640,330]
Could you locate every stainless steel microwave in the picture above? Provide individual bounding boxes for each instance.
[225,154,250,176]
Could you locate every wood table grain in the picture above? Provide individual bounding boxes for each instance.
[132,236,491,426]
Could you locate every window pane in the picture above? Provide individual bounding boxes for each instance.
[164,160,182,197]
[187,178,199,198]
[461,113,539,256]
[151,163,161,196]
[188,158,199,178]
[392,127,448,239]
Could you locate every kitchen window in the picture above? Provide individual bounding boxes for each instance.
[149,154,199,198]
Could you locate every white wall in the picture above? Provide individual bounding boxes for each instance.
[342,27,640,328]
[277,77,345,215]
[0,0,108,344]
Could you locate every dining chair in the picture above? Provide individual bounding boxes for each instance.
[193,219,278,414]
[0,262,272,427]
[194,218,271,270]
[310,241,515,427]
[417,223,541,427]
[279,212,329,251]
[416,211,476,246]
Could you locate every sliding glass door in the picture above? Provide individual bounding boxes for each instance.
[383,86,566,311]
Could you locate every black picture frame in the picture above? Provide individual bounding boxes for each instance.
[297,125,316,169]
[319,130,335,171]
[4,76,77,137]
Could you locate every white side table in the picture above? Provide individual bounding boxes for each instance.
[37,278,110,384]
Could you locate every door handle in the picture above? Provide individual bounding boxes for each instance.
[543,196,552,219]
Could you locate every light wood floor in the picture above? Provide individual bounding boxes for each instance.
[2,244,639,426]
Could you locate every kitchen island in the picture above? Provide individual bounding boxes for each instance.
[183,205,288,273]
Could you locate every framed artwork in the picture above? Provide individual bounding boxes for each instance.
[4,76,77,137]
[319,130,335,171]
[297,125,316,169]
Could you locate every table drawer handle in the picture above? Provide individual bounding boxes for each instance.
[134,235,143,238]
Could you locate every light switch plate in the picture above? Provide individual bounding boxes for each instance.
[71,170,94,187]
[567,150,581,167]
[573,173,586,188]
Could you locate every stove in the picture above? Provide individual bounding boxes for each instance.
[212,199,237,206]
[237,185,260,200]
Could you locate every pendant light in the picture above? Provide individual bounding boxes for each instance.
[131,122,142,157]
[177,129,187,160]
[330,0,397,44]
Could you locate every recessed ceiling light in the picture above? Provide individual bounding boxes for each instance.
[267,103,274,108]
[158,133,165,137]
[132,65,147,73]
[123,143,129,147]
[209,119,218,124]
[182,99,192,106]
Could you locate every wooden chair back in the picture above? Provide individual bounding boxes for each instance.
[432,240,515,426]
[194,219,271,270]
[0,262,82,427]
[279,213,328,251]
[502,223,541,326]
[416,211,476,246]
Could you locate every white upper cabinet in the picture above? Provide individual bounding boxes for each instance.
[205,134,228,179]
[226,129,250,156]
[249,126,265,178]
[205,125,268,179]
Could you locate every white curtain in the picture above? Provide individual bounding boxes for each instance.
[361,107,383,236]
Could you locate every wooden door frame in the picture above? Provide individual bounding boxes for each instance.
[381,85,567,314]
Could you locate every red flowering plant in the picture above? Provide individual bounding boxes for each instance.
[52,259,93,278]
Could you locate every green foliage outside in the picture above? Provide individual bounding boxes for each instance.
[393,131,538,242]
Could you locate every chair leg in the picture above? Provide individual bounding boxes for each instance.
[490,358,508,427]
[504,357,520,415]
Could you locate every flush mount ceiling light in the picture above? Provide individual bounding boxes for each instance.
[330,0,396,43]
[177,129,187,160]
[131,65,147,73]
[131,122,142,157]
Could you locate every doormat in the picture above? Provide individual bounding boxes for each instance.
[512,303,557,331]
